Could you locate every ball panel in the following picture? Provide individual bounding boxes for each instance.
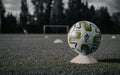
[93,34,101,43]
[81,21,92,32]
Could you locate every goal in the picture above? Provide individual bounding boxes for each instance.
[43,25,69,34]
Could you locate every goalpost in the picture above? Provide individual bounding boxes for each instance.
[43,25,69,34]
[0,13,1,33]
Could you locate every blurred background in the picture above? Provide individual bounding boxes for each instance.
[0,0,120,34]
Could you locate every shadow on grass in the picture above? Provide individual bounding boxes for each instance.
[98,59,120,63]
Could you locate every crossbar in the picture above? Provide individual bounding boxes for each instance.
[43,25,69,34]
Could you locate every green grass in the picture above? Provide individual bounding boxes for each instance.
[0,60,120,70]
[0,60,120,75]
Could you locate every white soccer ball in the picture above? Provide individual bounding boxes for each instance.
[68,21,101,55]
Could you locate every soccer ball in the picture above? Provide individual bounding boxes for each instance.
[68,21,101,55]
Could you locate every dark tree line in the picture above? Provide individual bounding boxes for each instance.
[0,0,120,34]
[0,0,17,33]
[2,13,17,33]
[18,0,30,33]
[0,0,5,33]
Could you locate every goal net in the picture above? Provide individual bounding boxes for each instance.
[43,25,69,34]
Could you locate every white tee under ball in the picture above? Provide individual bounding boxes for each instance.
[68,21,101,64]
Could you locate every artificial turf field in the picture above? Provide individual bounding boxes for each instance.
[0,34,120,75]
